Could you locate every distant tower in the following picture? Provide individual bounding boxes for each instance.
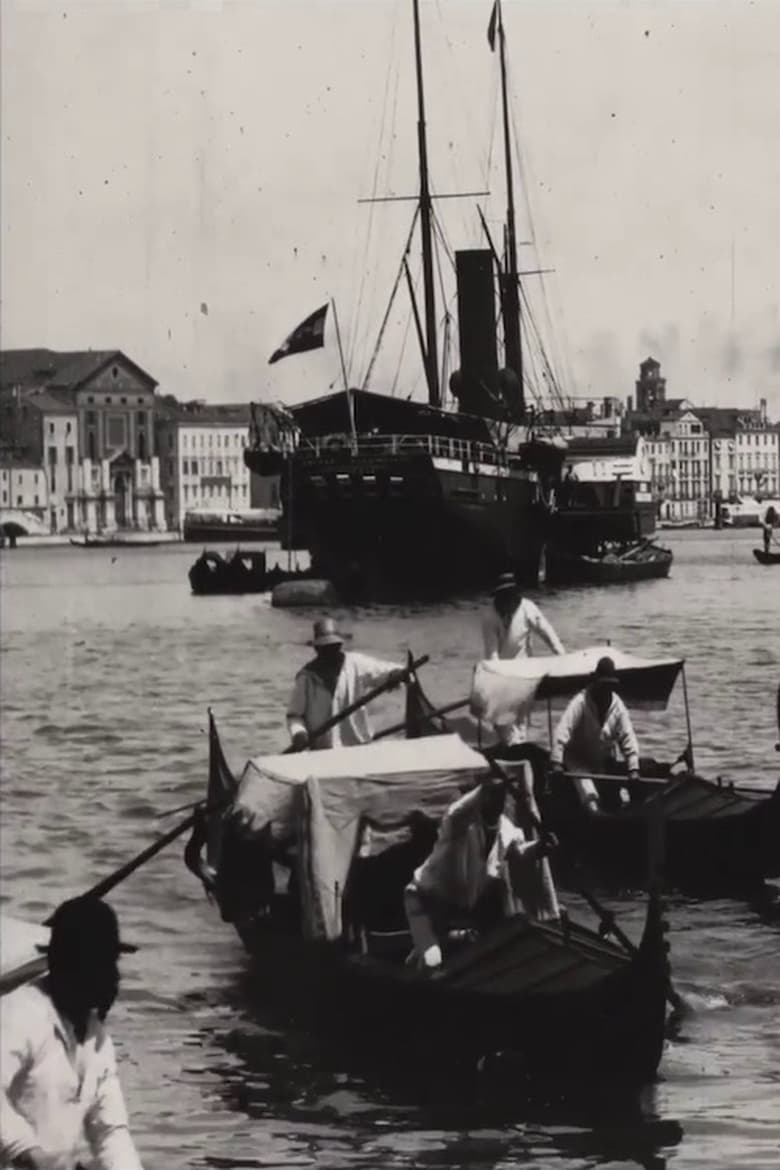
[635,357,666,413]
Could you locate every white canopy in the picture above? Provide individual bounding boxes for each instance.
[234,733,490,837]
[471,645,684,728]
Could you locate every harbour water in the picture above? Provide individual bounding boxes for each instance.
[1,530,778,1169]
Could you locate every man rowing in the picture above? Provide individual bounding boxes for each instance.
[481,572,565,747]
[761,505,777,555]
[0,896,144,1170]
[549,655,641,813]
[403,765,560,970]
[287,617,406,750]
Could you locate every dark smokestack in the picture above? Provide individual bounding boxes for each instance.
[452,249,500,419]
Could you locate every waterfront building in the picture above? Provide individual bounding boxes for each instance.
[0,349,167,534]
[156,402,278,533]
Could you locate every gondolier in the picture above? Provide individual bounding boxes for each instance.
[287,618,405,750]
[0,896,144,1170]
[761,505,777,555]
[481,573,565,746]
[549,656,640,812]
[404,766,560,969]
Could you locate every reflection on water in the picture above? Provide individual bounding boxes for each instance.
[1,532,779,1169]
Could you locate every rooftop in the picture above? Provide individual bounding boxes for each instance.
[0,349,157,394]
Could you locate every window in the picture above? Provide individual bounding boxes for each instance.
[1,491,5,503]
[49,421,54,434]
[106,415,127,448]
[105,397,112,404]
[112,366,118,379]
[34,495,39,506]
[16,496,22,506]
[34,473,38,485]
[137,398,144,405]
[66,447,74,465]
[87,396,94,404]
[66,421,72,435]
[216,460,223,475]
[48,446,57,465]
[190,458,198,474]
[121,397,127,405]
[86,411,96,425]
[17,474,22,484]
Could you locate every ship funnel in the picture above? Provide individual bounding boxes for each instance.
[451,249,503,421]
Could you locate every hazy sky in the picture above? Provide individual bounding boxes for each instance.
[2,0,779,417]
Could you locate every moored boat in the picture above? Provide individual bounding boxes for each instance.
[753,548,780,565]
[185,721,672,1085]
[411,646,780,892]
[544,541,673,586]
[188,548,314,596]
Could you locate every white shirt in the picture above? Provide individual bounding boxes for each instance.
[482,599,565,661]
[0,983,144,1170]
[551,690,640,774]
[286,651,401,749]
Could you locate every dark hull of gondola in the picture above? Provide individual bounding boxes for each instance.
[496,751,780,892]
[543,544,673,586]
[753,548,780,565]
[228,891,669,1087]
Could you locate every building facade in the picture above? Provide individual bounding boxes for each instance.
[0,349,166,534]
[156,403,260,532]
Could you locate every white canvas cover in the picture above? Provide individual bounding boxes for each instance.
[233,734,490,839]
[471,645,684,729]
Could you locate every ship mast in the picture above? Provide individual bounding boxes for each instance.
[496,0,524,417]
[412,0,440,407]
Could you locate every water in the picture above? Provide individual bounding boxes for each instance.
[1,530,779,1169]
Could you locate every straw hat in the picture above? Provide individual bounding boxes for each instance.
[308,616,352,648]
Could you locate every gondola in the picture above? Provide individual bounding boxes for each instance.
[185,720,672,1086]
[188,548,314,595]
[69,535,162,548]
[409,646,780,892]
[544,541,673,586]
[753,548,780,565]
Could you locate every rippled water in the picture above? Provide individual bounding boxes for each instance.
[1,531,779,1169]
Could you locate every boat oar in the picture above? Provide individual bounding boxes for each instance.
[486,757,683,1012]
[0,798,226,997]
[283,653,430,752]
[373,697,470,742]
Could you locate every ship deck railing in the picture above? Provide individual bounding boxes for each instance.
[293,431,512,469]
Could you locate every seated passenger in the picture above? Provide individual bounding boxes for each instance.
[549,656,640,813]
[403,766,559,970]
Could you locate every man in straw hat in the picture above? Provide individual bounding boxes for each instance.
[0,895,144,1169]
[549,655,641,813]
[287,617,405,750]
[481,572,565,747]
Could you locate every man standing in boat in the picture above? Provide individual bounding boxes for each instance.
[0,896,144,1170]
[287,617,405,750]
[761,505,777,555]
[481,573,566,747]
[549,656,641,812]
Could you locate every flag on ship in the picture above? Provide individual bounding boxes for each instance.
[268,303,329,364]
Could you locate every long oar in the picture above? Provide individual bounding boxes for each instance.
[487,757,683,1012]
[373,697,470,742]
[0,799,225,997]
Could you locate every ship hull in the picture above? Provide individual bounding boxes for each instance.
[277,451,547,598]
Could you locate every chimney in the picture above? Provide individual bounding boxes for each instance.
[452,249,500,419]
[760,397,767,426]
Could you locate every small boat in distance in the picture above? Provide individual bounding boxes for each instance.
[188,548,314,595]
[544,541,672,586]
[753,548,780,565]
[69,534,163,548]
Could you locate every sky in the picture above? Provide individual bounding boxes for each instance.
[2,0,779,418]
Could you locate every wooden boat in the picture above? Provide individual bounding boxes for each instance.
[410,646,780,892]
[544,541,672,586]
[185,721,672,1085]
[753,548,780,565]
[188,548,315,595]
[69,535,162,548]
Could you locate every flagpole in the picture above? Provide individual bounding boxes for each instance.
[331,298,357,449]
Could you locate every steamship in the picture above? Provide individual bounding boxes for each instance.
[244,3,645,600]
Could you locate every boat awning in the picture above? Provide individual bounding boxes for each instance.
[234,733,490,838]
[471,645,684,728]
